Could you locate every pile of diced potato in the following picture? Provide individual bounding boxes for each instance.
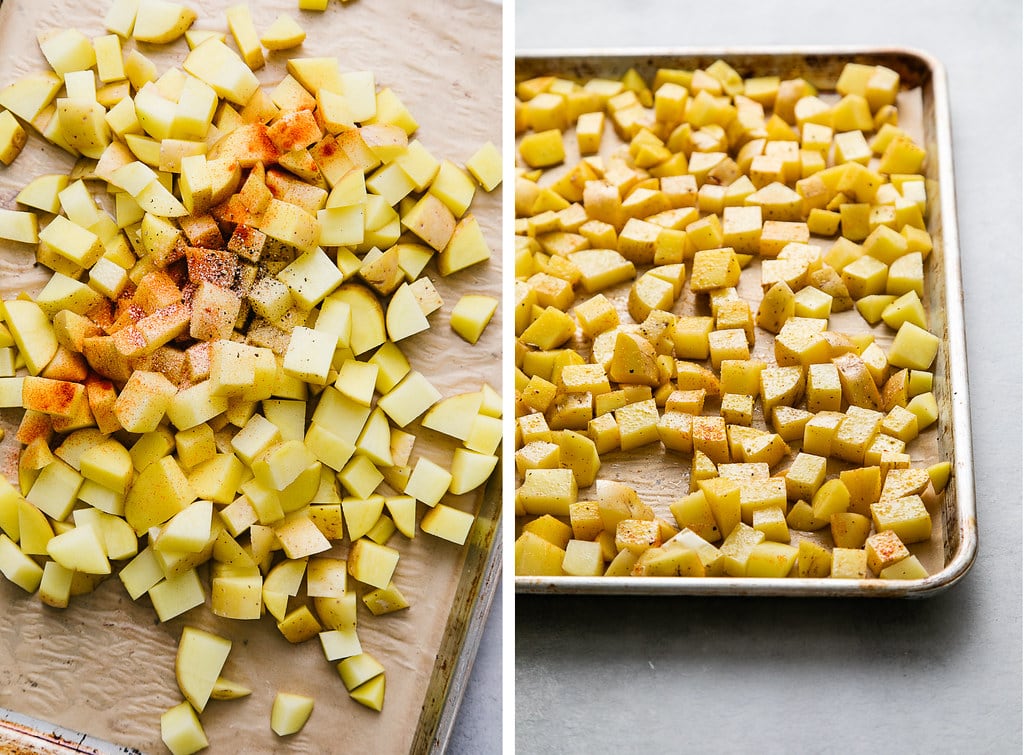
[0,0,501,751]
[514,60,950,582]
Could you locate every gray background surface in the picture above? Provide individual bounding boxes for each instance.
[449,580,502,753]
[512,1,1023,753]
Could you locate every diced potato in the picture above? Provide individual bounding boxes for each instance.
[270,692,315,736]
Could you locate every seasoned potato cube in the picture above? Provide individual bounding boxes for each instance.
[631,543,704,577]
[870,495,931,544]
[690,248,741,292]
[519,129,565,168]
[517,468,577,517]
[614,519,662,555]
[515,530,565,576]
[830,547,868,579]
[746,541,798,577]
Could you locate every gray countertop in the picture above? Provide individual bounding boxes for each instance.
[512,1,1022,753]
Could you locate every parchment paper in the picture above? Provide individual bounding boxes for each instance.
[514,61,948,575]
[0,1,502,752]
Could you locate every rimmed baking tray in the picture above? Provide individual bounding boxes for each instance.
[514,47,975,597]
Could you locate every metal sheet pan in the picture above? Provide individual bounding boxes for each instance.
[514,48,975,598]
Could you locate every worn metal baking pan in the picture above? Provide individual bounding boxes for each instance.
[514,47,975,597]
[0,708,141,755]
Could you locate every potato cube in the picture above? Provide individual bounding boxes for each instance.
[669,490,722,543]
[450,295,498,344]
[420,503,475,545]
[613,519,661,556]
[282,327,335,386]
[404,457,452,508]
[806,363,842,412]
[183,38,258,106]
[39,215,104,269]
[276,605,322,643]
[149,568,205,622]
[274,511,331,560]
[830,547,868,579]
[862,529,911,576]
[337,455,383,500]
[745,541,798,577]
[114,370,177,433]
[879,554,929,580]
[784,452,827,502]
[317,625,362,663]
[517,468,577,517]
[441,141,496,199]
[161,700,209,755]
[399,192,455,253]
[887,322,939,371]
[347,538,400,589]
[438,213,491,276]
[253,440,317,492]
[805,480,849,527]
[870,495,931,544]
[612,398,659,452]
[717,522,765,577]
[0,110,27,165]
[750,506,789,543]
[557,540,602,577]
[519,128,565,169]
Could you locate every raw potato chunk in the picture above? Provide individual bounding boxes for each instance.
[261,15,306,51]
[0,110,27,165]
[450,295,498,344]
[175,626,232,713]
[420,504,475,545]
[271,692,315,736]
[133,1,197,45]
[161,701,209,755]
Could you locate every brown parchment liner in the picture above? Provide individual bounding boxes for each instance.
[0,0,501,753]
[514,53,953,584]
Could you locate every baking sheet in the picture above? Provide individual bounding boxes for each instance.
[514,48,975,597]
[0,0,502,752]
